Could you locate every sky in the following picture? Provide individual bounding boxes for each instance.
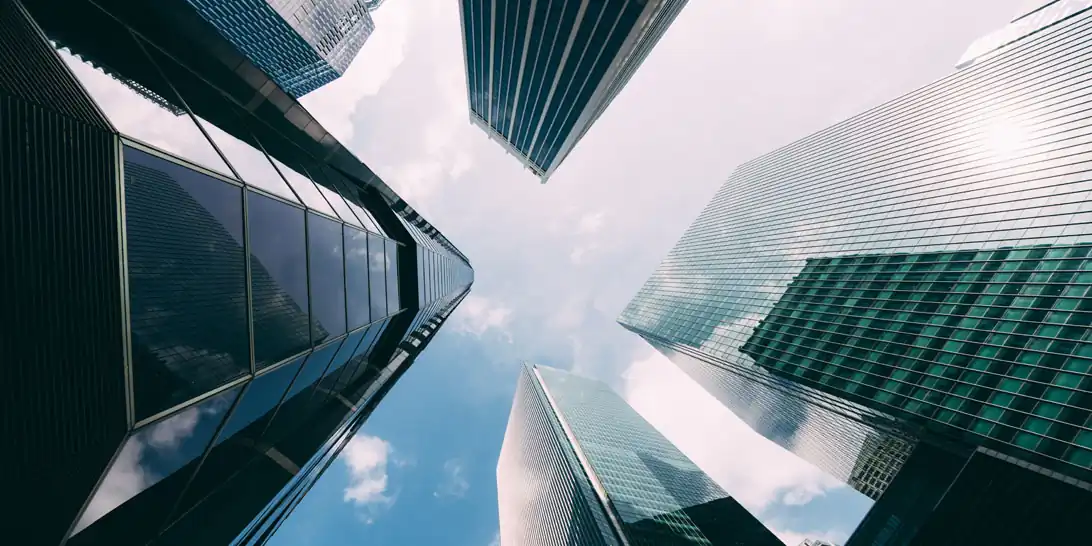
[251,1,1031,545]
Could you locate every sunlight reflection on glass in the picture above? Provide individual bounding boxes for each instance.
[71,388,238,536]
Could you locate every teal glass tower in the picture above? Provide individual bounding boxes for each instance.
[620,0,1092,503]
[496,364,781,546]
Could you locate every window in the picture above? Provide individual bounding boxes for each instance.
[386,239,400,315]
[345,227,371,329]
[125,146,249,419]
[369,234,388,319]
[308,212,347,342]
[248,191,310,369]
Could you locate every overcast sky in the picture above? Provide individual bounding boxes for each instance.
[255,1,1028,544]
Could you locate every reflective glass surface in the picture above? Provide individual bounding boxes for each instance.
[323,328,366,380]
[345,226,371,330]
[386,239,400,315]
[621,9,1092,488]
[197,115,298,202]
[73,387,239,537]
[272,158,338,217]
[248,191,311,369]
[213,355,306,446]
[368,233,388,319]
[58,48,234,178]
[308,212,347,343]
[124,146,249,419]
[284,340,342,401]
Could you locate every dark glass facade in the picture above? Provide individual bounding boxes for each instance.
[497,364,780,545]
[3,0,472,543]
[458,0,688,181]
[620,2,1092,499]
[185,0,376,97]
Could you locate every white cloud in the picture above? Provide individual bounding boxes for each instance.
[622,351,843,514]
[300,4,413,142]
[341,433,396,524]
[453,294,513,337]
[769,527,848,546]
[488,530,501,546]
[434,458,470,499]
[576,211,606,234]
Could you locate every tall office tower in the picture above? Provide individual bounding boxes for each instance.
[619,0,1092,506]
[184,0,379,97]
[2,0,472,544]
[496,364,781,546]
[458,0,688,181]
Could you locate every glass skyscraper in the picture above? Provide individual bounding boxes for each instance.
[620,0,1092,502]
[497,364,781,546]
[458,0,688,181]
[3,0,470,544]
[185,0,379,97]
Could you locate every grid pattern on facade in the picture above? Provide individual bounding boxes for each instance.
[186,0,374,97]
[497,366,619,546]
[621,6,1092,486]
[743,244,1092,476]
[536,367,724,545]
[459,0,685,179]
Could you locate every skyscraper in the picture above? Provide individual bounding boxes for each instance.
[620,0,1092,503]
[497,364,781,546]
[185,0,380,97]
[458,0,688,181]
[3,0,471,544]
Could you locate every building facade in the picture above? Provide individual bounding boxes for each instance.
[185,0,378,97]
[497,364,781,546]
[458,0,688,181]
[620,1,1092,500]
[2,0,471,544]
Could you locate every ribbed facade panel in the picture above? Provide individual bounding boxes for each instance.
[1,3,125,544]
[460,0,687,180]
[621,7,1092,489]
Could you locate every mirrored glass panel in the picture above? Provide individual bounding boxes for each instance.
[196,116,298,203]
[386,239,400,315]
[323,328,367,380]
[369,234,388,319]
[71,387,239,540]
[316,184,358,227]
[57,49,233,178]
[212,355,305,447]
[345,227,371,330]
[308,213,347,343]
[283,340,341,402]
[345,200,382,234]
[124,146,249,420]
[248,191,311,369]
[271,158,337,217]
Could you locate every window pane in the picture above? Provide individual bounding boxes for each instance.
[283,340,341,401]
[272,158,337,217]
[59,50,233,178]
[386,240,400,315]
[197,116,298,202]
[248,191,311,369]
[345,227,371,329]
[72,387,239,539]
[369,234,388,319]
[316,183,359,227]
[125,146,249,420]
[346,200,383,234]
[213,355,305,447]
[323,329,367,382]
[309,213,347,342]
